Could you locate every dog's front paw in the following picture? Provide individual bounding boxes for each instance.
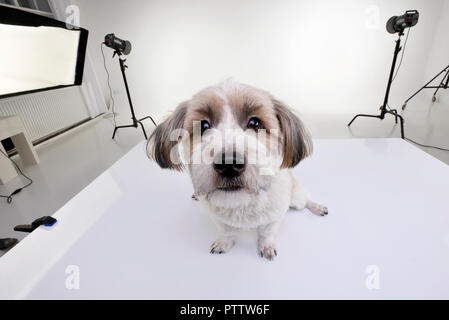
[306,201,328,217]
[258,240,278,261]
[210,237,234,254]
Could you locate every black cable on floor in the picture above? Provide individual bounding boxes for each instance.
[405,137,449,152]
[0,149,33,204]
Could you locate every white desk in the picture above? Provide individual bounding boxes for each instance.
[0,139,448,300]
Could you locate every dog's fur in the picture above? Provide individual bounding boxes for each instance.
[147,80,327,260]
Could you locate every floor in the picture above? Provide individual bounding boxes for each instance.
[302,95,449,165]
[0,95,448,257]
[0,117,143,257]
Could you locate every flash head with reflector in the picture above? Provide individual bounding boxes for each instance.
[104,33,132,55]
[386,10,419,34]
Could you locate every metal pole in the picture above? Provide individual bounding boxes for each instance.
[119,55,138,128]
[380,33,402,116]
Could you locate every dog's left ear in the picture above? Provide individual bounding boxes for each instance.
[272,98,313,168]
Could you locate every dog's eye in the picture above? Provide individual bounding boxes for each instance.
[201,120,211,134]
[247,117,261,131]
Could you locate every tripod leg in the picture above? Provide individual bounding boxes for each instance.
[391,109,398,124]
[432,71,449,102]
[112,124,138,140]
[403,66,449,106]
[399,115,405,139]
[348,114,381,127]
[138,121,148,140]
[385,110,405,139]
[443,70,449,89]
[140,116,157,127]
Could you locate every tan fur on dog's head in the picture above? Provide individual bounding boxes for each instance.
[147,80,312,202]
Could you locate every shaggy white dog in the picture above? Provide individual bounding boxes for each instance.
[148,80,327,260]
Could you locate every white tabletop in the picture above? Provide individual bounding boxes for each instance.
[0,139,448,300]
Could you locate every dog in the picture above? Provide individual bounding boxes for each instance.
[147,80,327,260]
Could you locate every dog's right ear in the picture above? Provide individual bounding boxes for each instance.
[147,102,188,171]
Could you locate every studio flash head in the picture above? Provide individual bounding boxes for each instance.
[104,33,132,55]
[386,10,419,34]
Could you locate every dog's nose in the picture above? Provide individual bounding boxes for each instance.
[214,153,246,178]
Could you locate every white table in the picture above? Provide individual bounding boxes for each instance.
[0,139,448,300]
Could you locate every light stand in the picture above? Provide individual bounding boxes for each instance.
[348,32,405,139]
[402,64,449,110]
[111,50,157,140]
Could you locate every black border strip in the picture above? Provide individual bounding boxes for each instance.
[0,300,447,318]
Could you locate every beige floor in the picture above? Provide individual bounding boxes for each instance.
[304,95,449,165]
[0,95,448,257]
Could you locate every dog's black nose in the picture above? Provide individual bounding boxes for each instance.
[214,153,246,178]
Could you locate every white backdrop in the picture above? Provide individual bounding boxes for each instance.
[78,0,448,121]
[424,0,449,105]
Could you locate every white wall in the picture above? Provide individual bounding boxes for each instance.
[424,0,449,104]
[78,0,445,121]
[0,86,91,142]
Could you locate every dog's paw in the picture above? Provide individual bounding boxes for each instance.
[210,238,234,254]
[192,194,199,201]
[258,241,278,261]
[306,201,328,217]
